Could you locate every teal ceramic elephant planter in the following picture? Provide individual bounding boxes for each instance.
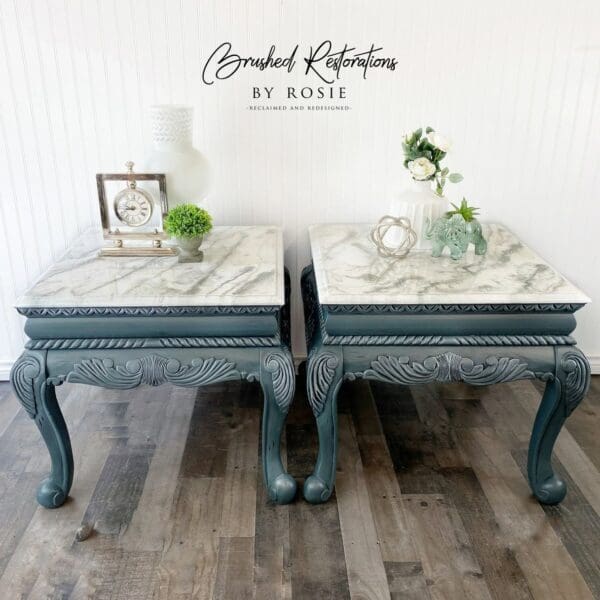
[426,214,487,260]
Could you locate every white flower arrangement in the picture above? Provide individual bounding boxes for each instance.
[402,127,463,195]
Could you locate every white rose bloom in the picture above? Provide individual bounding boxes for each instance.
[426,131,451,152]
[407,157,436,180]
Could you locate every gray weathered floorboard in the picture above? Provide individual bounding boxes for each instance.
[0,377,599,598]
[384,561,432,600]
[82,442,155,536]
[514,450,600,598]
[254,429,292,600]
[287,421,351,599]
[401,383,535,600]
[213,537,254,600]
[439,466,533,600]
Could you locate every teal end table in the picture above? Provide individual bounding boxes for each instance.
[10,226,296,507]
[302,223,591,505]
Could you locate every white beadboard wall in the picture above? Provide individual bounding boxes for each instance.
[1,0,600,378]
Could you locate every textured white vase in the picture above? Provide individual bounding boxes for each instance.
[386,179,448,251]
[142,105,211,208]
[174,235,204,263]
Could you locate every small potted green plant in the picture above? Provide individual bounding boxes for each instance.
[164,203,213,262]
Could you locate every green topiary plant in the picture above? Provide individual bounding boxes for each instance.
[445,198,480,222]
[164,203,213,239]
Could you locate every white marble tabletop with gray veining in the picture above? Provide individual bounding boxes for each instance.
[309,223,590,306]
[17,226,285,308]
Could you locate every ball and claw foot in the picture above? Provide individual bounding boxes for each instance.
[533,475,567,505]
[303,474,332,504]
[268,473,297,505]
[37,478,68,509]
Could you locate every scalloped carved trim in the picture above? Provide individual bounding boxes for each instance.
[360,352,536,386]
[278,268,292,348]
[322,333,575,346]
[65,355,241,389]
[26,335,280,351]
[18,305,279,318]
[10,354,42,419]
[264,352,295,412]
[560,350,591,415]
[324,303,584,314]
[307,351,340,416]
[301,266,319,347]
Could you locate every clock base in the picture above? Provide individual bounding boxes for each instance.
[99,246,177,257]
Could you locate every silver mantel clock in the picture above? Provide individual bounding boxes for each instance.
[96,161,176,257]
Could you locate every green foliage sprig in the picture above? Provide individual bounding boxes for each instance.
[164,203,213,239]
[445,198,480,222]
[402,126,463,196]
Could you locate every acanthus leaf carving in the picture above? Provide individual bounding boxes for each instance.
[560,350,591,415]
[263,352,295,412]
[66,355,240,389]
[68,358,140,388]
[162,356,241,387]
[361,352,535,386]
[307,351,340,416]
[10,353,42,419]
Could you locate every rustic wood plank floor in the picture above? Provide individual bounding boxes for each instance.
[0,375,599,599]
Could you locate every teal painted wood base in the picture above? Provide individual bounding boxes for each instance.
[11,268,297,508]
[10,346,297,508]
[10,351,73,508]
[301,265,591,506]
[527,350,590,504]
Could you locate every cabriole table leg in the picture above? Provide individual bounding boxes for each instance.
[259,348,297,504]
[303,347,343,504]
[528,346,591,504]
[10,350,74,508]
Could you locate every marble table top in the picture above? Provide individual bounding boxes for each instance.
[309,223,590,306]
[17,226,285,308]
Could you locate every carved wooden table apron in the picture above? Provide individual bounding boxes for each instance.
[302,224,591,505]
[10,226,297,507]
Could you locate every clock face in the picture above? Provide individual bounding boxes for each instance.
[113,188,153,227]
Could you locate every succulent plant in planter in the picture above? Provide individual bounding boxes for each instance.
[426,198,487,260]
[164,203,213,262]
[445,198,480,222]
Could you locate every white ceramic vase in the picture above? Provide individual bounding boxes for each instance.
[386,179,448,251]
[142,105,211,208]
